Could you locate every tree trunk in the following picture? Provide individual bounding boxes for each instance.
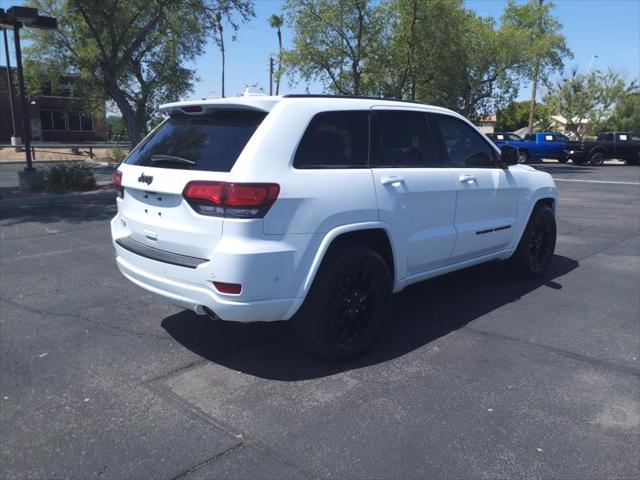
[528,61,539,132]
[103,72,143,146]
[276,29,282,95]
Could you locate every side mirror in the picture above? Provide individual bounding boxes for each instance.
[500,145,518,167]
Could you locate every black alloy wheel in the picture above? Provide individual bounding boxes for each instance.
[293,245,392,361]
[329,264,379,350]
[527,211,556,275]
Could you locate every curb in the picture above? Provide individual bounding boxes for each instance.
[0,189,116,208]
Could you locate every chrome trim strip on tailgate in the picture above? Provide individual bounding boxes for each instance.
[115,236,208,269]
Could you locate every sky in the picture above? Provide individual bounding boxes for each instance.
[1,0,639,105]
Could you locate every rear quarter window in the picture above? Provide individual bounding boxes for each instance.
[293,111,369,168]
[125,110,266,172]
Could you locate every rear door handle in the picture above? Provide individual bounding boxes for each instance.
[459,174,478,183]
[381,176,405,186]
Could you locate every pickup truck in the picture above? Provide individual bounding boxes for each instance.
[489,132,569,163]
[486,132,523,148]
[564,131,640,166]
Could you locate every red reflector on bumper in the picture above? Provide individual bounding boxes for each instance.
[213,281,242,295]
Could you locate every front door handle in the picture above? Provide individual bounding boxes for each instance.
[459,174,478,183]
[381,176,405,186]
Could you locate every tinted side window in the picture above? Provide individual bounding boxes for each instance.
[293,111,369,168]
[125,111,266,172]
[508,134,521,141]
[602,133,614,141]
[554,134,569,142]
[525,134,535,142]
[372,111,435,167]
[430,114,496,168]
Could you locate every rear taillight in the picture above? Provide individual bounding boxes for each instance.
[183,181,280,218]
[112,170,123,198]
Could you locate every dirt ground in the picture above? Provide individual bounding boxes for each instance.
[0,147,130,163]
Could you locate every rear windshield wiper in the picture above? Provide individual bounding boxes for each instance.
[150,154,196,166]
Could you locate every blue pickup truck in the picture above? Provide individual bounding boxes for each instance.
[487,132,570,163]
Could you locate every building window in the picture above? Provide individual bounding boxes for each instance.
[67,111,81,131]
[39,110,53,131]
[80,113,93,131]
[40,110,67,131]
[40,110,93,132]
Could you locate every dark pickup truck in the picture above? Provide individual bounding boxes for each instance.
[565,131,640,166]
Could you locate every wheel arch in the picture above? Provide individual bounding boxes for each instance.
[510,191,557,256]
[297,223,398,300]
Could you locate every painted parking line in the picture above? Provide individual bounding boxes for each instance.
[553,178,640,186]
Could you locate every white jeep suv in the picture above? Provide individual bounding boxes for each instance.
[111,94,557,360]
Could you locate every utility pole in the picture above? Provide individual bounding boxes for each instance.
[528,0,544,132]
[2,28,17,141]
[586,54,598,74]
[269,57,274,96]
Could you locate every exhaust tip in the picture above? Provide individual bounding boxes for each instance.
[202,306,220,321]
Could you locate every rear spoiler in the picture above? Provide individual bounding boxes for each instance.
[159,97,280,116]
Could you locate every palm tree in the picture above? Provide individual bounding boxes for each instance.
[268,14,284,95]
[214,11,225,98]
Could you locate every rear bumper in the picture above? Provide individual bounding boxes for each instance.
[116,255,300,322]
[564,149,585,159]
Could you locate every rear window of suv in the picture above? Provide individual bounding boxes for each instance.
[125,110,266,172]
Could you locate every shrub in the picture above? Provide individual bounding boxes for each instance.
[43,162,97,193]
[107,146,127,164]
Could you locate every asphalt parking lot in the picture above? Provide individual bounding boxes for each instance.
[1,163,639,479]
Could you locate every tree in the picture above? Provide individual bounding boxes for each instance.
[283,0,386,95]
[502,0,572,131]
[601,92,640,132]
[285,0,528,118]
[268,14,284,95]
[25,0,253,145]
[544,69,637,140]
[382,0,528,117]
[106,115,127,140]
[495,100,546,132]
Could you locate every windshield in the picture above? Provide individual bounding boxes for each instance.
[125,110,267,172]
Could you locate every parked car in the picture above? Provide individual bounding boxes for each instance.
[500,132,570,163]
[111,94,557,361]
[564,131,640,166]
[486,132,523,148]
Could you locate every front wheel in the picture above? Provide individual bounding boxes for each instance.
[293,245,392,361]
[590,151,605,166]
[510,205,557,277]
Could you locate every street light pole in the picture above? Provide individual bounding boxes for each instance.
[1,6,57,181]
[2,28,17,139]
[12,23,34,170]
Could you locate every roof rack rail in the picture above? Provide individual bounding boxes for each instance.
[282,94,419,104]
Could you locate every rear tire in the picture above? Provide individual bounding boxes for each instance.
[590,151,605,166]
[293,245,392,362]
[510,205,556,278]
[518,150,529,164]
